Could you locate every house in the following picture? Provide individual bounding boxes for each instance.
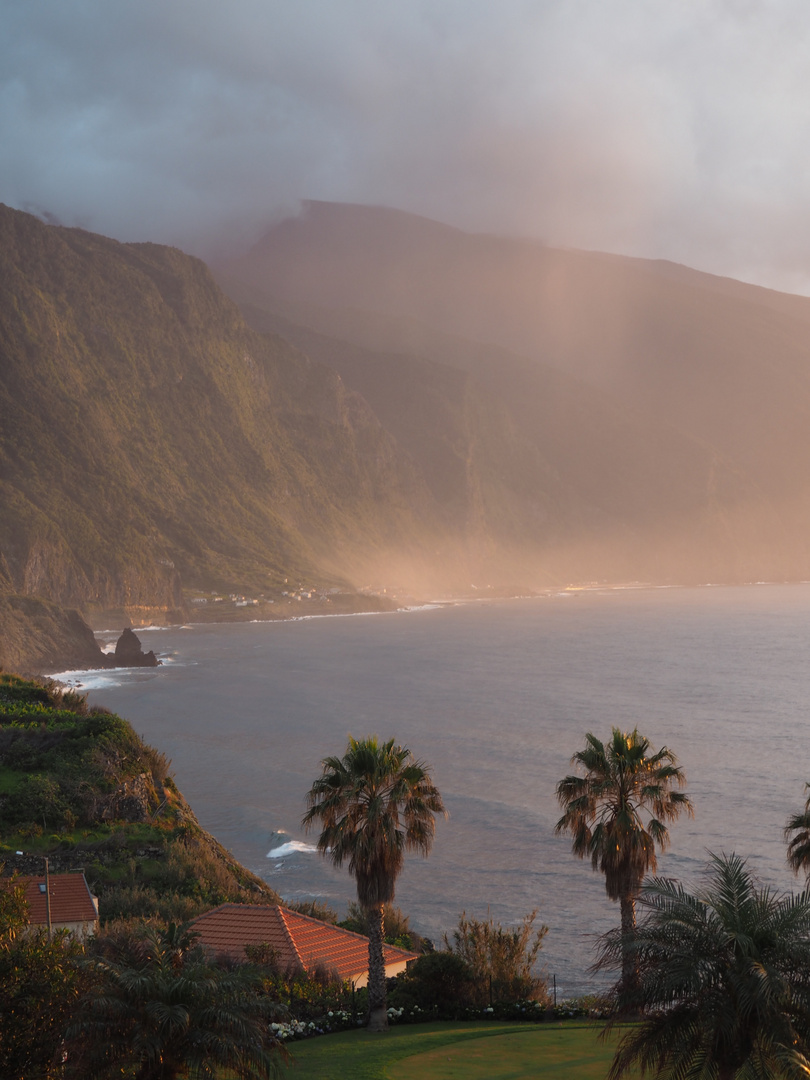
[15,871,99,939]
[190,904,418,987]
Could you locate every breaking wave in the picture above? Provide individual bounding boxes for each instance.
[266,831,319,859]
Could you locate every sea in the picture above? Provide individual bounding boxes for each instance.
[51,584,810,997]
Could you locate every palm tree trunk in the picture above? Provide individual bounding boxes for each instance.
[619,892,639,1004]
[365,903,389,1032]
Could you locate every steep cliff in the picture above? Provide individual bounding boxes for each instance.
[0,203,447,636]
[0,595,107,675]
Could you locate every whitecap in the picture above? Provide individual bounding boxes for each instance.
[45,669,135,691]
[267,840,319,859]
[278,608,406,623]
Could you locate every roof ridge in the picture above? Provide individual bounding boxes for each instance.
[276,906,307,969]
[279,906,378,943]
[279,906,360,930]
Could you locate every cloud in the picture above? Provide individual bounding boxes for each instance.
[3,0,810,289]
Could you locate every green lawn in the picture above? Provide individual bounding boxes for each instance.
[283,1021,627,1080]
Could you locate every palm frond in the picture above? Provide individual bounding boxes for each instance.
[599,853,810,1080]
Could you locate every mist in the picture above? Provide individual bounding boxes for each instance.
[4,1,810,291]
[218,197,810,590]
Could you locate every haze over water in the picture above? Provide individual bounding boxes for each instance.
[65,585,810,996]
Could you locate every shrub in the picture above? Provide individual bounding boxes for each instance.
[1,928,90,1078]
[389,951,477,1016]
[444,909,550,1007]
[339,901,429,951]
[261,966,357,1023]
[13,774,75,830]
[285,898,339,924]
[96,884,203,924]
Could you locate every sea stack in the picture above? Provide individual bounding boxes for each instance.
[114,628,160,667]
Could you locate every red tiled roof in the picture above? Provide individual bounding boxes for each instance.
[190,904,417,983]
[14,873,98,926]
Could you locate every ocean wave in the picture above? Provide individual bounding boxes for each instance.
[251,608,405,625]
[45,669,140,691]
[266,830,319,859]
[267,839,319,859]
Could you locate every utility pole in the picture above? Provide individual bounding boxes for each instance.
[44,855,52,939]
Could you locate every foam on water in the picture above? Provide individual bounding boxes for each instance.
[267,840,320,859]
[47,654,182,689]
[267,831,319,859]
[47,668,139,691]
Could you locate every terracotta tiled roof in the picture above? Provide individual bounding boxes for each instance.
[190,904,418,983]
[14,873,98,926]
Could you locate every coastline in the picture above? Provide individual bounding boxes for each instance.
[43,577,810,683]
[52,581,810,996]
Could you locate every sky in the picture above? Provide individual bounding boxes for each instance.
[4,0,810,291]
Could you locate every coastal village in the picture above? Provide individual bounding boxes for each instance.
[188,585,344,608]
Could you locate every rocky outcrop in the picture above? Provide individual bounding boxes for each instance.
[0,598,167,675]
[0,594,108,674]
[113,627,160,668]
[100,772,156,822]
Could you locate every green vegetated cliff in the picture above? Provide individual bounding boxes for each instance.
[0,672,279,922]
[221,199,810,585]
[0,203,453,667]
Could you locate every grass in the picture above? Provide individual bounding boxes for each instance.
[283,1020,629,1080]
[0,821,168,856]
[0,765,25,795]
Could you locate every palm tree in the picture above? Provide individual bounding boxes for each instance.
[555,728,692,993]
[785,783,810,876]
[597,853,810,1080]
[302,735,445,1031]
[66,926,284,1079]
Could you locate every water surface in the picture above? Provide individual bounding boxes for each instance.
[62,585,810,995]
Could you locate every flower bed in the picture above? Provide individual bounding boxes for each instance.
[271,995,608,1042]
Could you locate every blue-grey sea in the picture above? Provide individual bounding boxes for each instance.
[53,585,810,997]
